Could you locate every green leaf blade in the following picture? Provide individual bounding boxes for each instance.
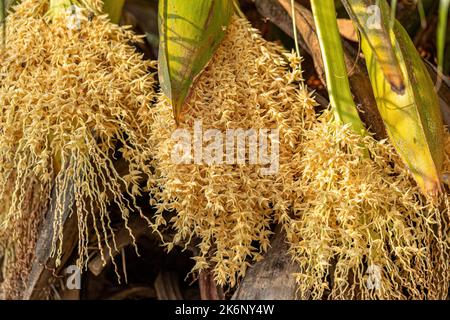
[103,0,125,24]
[342,0,405,94]
[362,20,445,196]
[311,0,366,135]
[158,0,233,124]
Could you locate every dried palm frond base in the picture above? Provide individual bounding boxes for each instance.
[149,17,317,287]
[284,110,450,300]
[0,0,156,297]
[0,178,47,299]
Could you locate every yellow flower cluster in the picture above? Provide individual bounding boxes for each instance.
[150,17,450,298]
[285,112,450,299]
[0,0,156,298]
[148,17,317,287]
[1,1,449,300]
